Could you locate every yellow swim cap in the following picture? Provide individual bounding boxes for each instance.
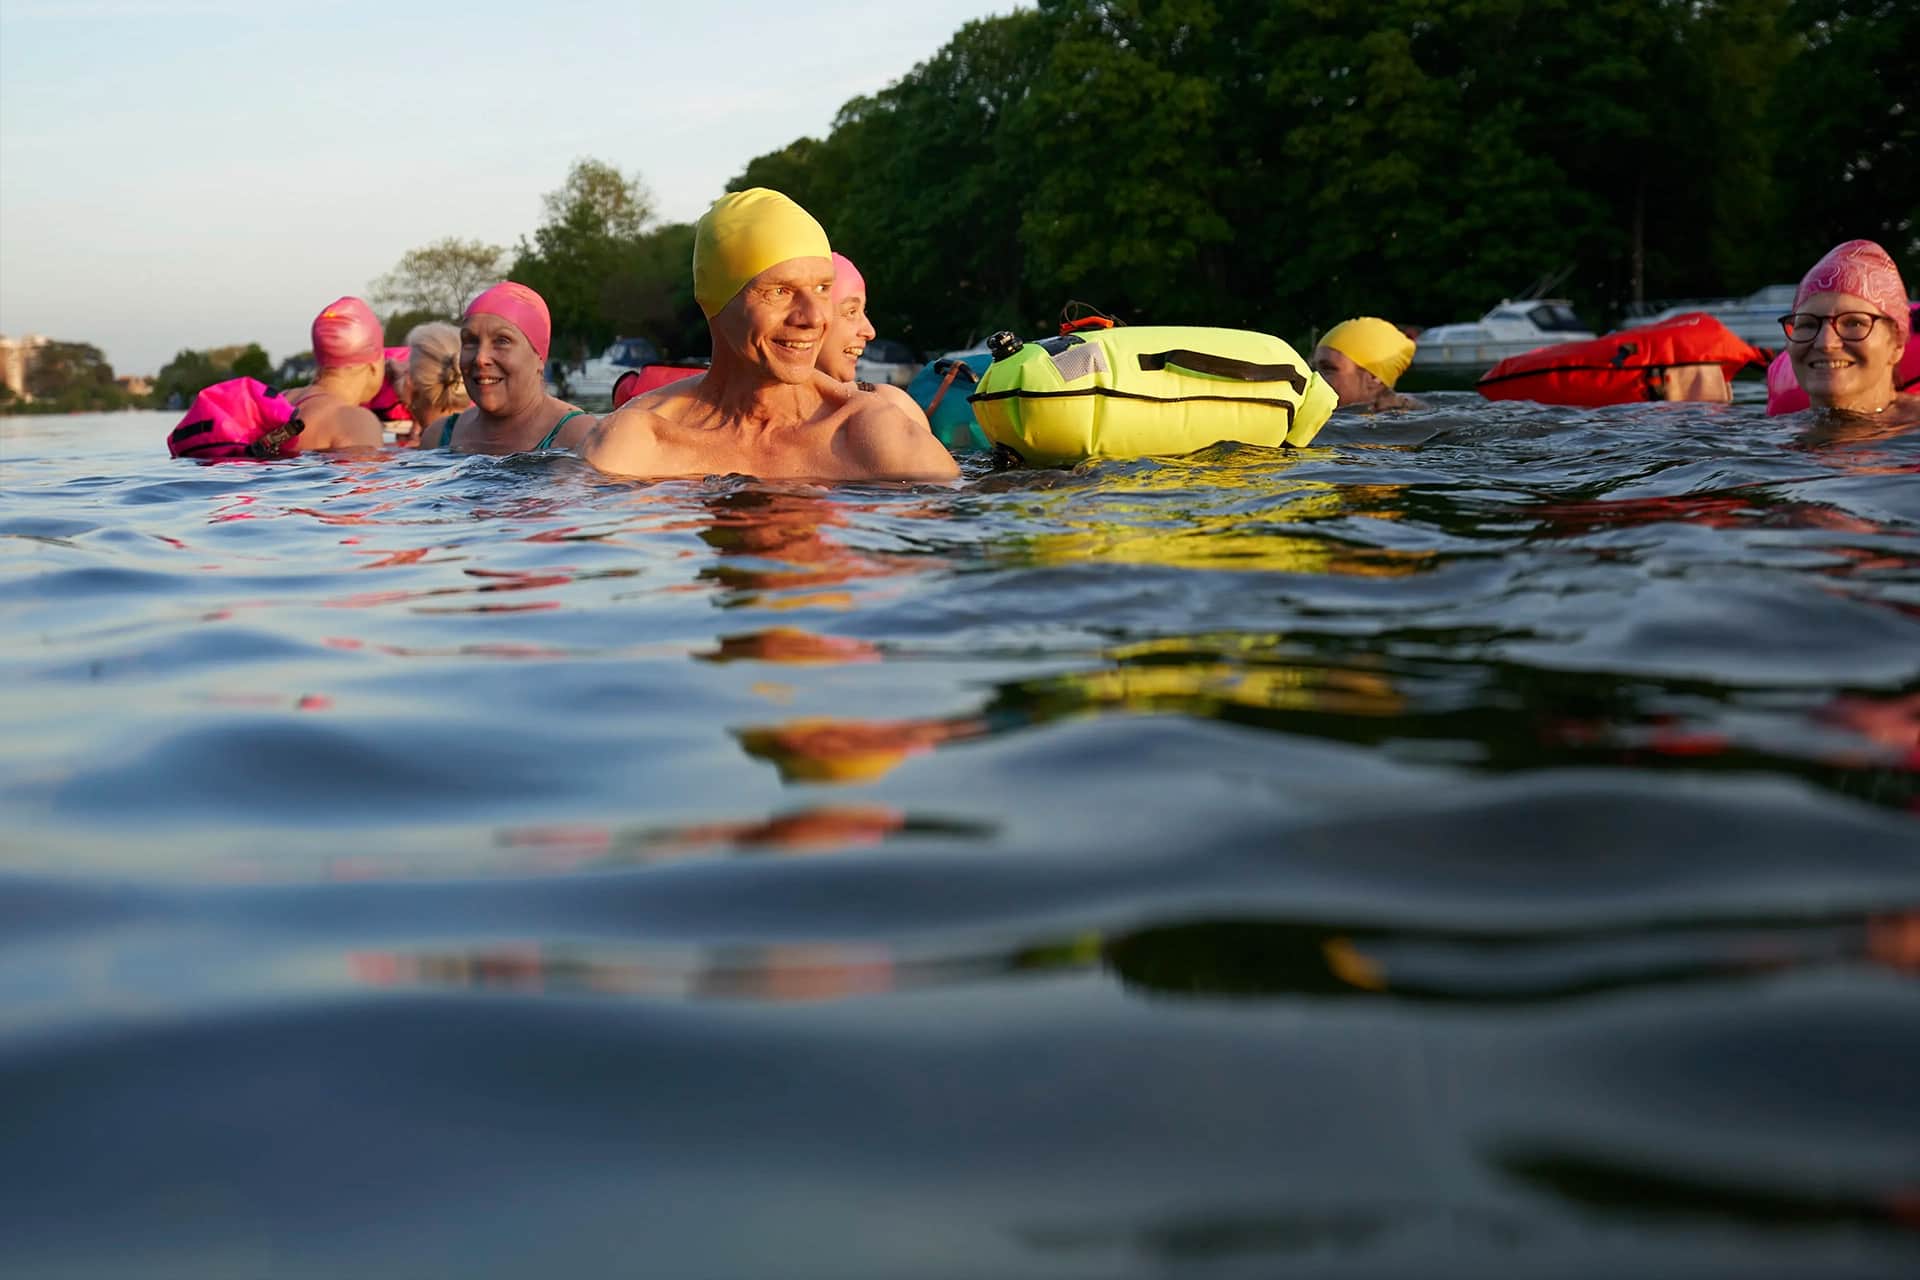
[693,188,832,317]
[1320,317,1416,389]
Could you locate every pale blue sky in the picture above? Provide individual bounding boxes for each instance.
[0,0,1023,374]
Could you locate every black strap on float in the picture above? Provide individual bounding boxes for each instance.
[246,416,305,458]
[968,386,1300,416]
[1136,349,1307,392]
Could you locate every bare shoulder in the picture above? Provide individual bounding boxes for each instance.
[551,400,598,449]
[870,382,932,430]
[424,409,466,448]
[838,383,959,481]
[300,396,384,449]
[578,401,670,475]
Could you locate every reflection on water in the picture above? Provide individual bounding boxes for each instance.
[695,487,946,607]
[2,408,1918,1277]
[737,714,992,783]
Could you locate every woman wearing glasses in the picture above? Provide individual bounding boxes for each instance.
[1777,239,1919,426]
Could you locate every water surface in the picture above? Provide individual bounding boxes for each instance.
[3,406,1916,1277]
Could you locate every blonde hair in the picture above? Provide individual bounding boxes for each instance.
[405,321,470,421]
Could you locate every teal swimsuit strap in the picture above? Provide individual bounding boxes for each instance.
[535,409,586,451]
[439,416,458,449]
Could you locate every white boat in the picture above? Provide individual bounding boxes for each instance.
[1637,283,1797,349]
[1408,299,1595,374]
[563,337,664,405]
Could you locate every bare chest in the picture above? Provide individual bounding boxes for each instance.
[652,418,857,479]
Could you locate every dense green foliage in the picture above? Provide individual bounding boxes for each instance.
[357,0,1914,366]
[228,343,272,382]
[381,310,444,347]
[508,160,707,364]
[9,341,142,413]
[150,342,278,408]
[723,0,1913,353]
[370,238,508,319]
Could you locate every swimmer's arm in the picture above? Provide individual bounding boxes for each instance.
[842,398,960,481]
[577,405,663,476]
[873,383,934,433]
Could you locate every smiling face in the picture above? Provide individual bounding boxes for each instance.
[711,256,835,384]
[1312,344,1382,408]
[1787,290,1903,412]
[459,313,543,417]
[819,288,877,381]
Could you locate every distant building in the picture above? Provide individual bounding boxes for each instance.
[117,375,153,397]
[0,333,51,400]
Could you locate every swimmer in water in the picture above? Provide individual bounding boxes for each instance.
[1783,239,1919,428]
[434,282,595,453]
[819,253,877,382]
[817,251,936,434]
[1312,317,1424,412]
[283,297,388,449]
[579,189,957,482]
[397,322,470,447]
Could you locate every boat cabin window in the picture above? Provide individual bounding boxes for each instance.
[1528,303,1588,333]
[1744,284,1798,308]
[607,338,662,367]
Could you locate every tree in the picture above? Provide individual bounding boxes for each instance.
[230,343,272,381]
[727,137,848,224]
[511,160,661,360]
[25,341,115,400]
[541,157,655,240]
[369,237,508,318]
[383,308,444,346]
[153,349,220,407]
[744,10,1052,350]
[661,0,1910,360]
[597,222,708,359]
[1771,0,1919,269]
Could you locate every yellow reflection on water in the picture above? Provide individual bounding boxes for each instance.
[1025,661,1405,718]
[998,468,1432,576]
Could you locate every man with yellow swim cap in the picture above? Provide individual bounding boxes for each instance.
[580,188,956,480]
[1312,317,1425,412]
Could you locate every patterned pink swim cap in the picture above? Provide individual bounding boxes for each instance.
[1795,240,1910,348]
[311,297,385,369]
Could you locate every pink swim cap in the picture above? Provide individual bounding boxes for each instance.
[830,252,867,306]
[1794,239,1910,348]
[1767,301,1920,414]
[465,281,552,362]
[311,297,384,369]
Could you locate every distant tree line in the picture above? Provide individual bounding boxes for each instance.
[728,0,1914,354]
[359,0,1912,366]
[0,342,133,413]
[369,160,707,370]
[24,0,1906,417]
[0,339,207,414]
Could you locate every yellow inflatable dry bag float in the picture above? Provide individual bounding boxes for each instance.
[969,326,1337,466]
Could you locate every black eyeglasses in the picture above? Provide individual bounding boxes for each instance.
[1777,311,1887,344]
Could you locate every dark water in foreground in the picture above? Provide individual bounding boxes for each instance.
[2,406,1917,1278]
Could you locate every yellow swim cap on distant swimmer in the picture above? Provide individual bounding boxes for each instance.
[1320,317,1417,389]
[693,188,832,317]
